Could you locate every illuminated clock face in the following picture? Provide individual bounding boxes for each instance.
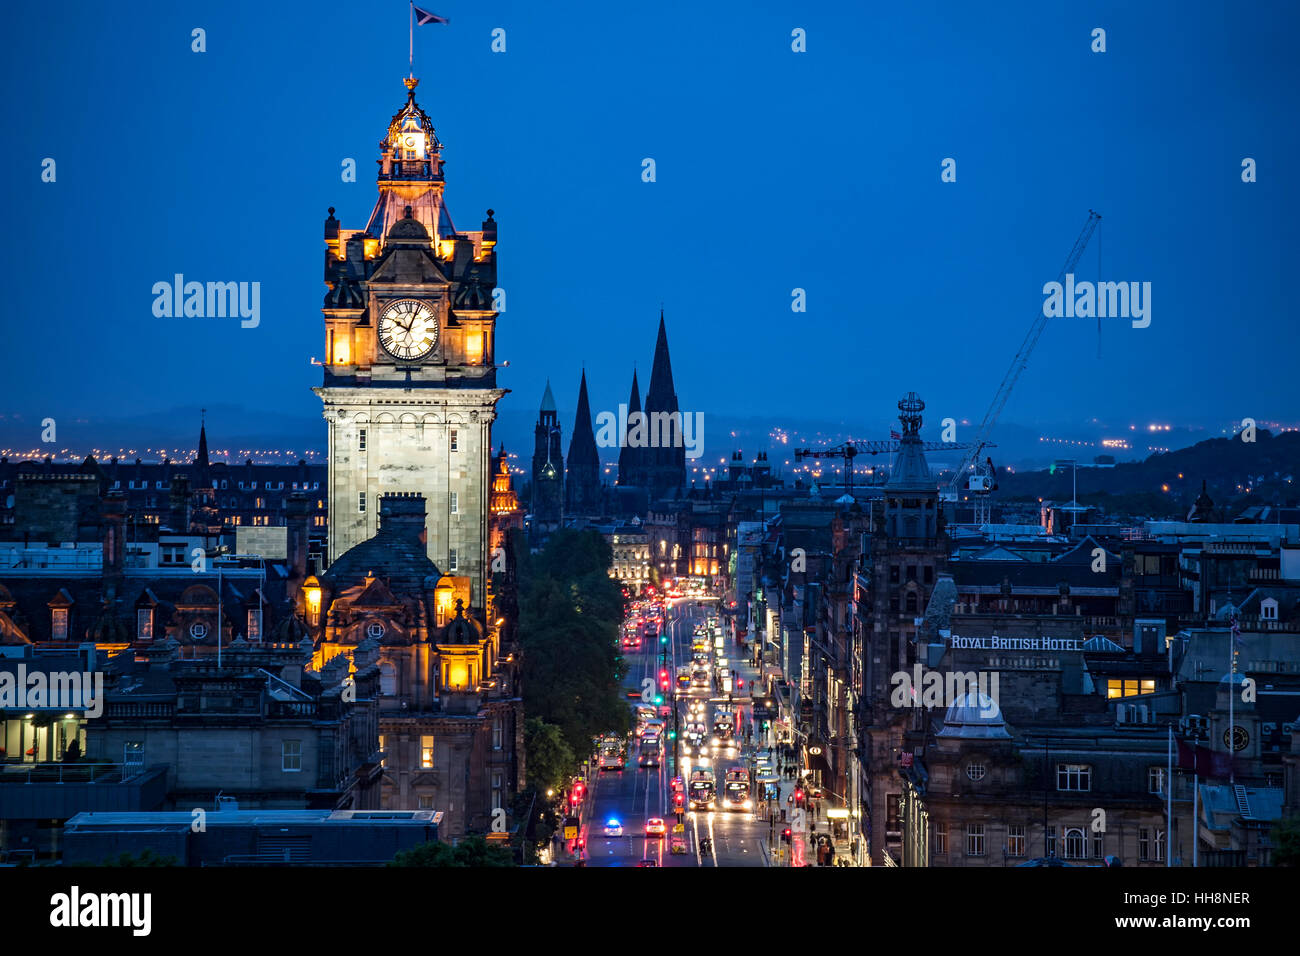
[378,299,438,361]
[1224,725,1249,752]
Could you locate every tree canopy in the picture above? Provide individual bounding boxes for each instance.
[515,529,630,760]
[388,835,515,868]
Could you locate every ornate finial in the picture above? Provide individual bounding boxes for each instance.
[898,391,925,436]
[404,76,420,96]
[486,208,495,219]
[327,206,335,216]
[403,204,414,219]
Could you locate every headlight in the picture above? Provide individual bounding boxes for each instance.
[744,800,753,809]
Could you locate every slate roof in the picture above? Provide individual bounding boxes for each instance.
[322,525,441,594]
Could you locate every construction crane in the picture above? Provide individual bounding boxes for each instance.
[946,210,1102,522]
[795,438,982,495]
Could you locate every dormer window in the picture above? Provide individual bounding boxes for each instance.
[247,608,262,641]
[51,607,68,640]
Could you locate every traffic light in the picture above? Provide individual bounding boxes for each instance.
[794,788,804,807]
[661,635,668,645]
[781,828,792,844]
[659,669,670,689]
[668,730,677,740]
[654,695,663,705]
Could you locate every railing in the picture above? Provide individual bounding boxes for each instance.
[268,700,318,718]
[1083,616,1121,630]
[0,761,139,784]
[104,701,175,719]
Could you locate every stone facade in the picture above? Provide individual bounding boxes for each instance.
[315,77,504,610]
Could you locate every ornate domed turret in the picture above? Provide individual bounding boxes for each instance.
[383,77,442,176]
[444,599,482,645]
[363,77,456,243]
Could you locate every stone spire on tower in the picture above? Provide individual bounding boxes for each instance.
[641,310,686,499]
[566,370,601,516]
[530,380,563,535]
[618,368,642,487]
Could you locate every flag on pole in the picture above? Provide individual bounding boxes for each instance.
[413,5,449,24]
[1229,613,1243,649]
[1176,738,1234,778]
[890,430,901,440]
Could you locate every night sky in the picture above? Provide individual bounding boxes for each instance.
[4,0,1297,461]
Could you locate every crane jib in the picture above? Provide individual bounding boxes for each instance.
[949,210,1101,491]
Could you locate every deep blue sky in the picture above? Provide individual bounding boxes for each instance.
[3,0,1297,460]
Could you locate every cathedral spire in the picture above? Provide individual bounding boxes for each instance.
[566,369,601,516]
[643,311,685,498]
[618,368,642,486]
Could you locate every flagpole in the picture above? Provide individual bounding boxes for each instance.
[1229,612,1235,786]
[1192,760,1199,868]
[1170,723,1180,868]
[409,1,414,77]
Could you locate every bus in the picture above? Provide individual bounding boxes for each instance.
[723,768,751,811]
[688,768,716,809]
[638,736,661,768]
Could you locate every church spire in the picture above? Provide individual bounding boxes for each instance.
[618,368,642,486]
[197,411,210,469]
[566,369,601,516]
[643,311,685,498]
[538,379,558,427]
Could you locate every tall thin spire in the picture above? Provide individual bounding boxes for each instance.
[618,368,642,486]
[566,370,601,515]
[197,413,210,469]
[643,311,684,498]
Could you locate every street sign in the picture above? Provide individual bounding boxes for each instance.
[673,823,685,833]
[564,826,578,840]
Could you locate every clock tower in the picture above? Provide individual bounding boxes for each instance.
[315,77,505,609]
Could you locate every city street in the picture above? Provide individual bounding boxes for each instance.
[577,598,783,867]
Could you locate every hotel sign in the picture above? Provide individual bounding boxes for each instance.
[951,635,1082,652]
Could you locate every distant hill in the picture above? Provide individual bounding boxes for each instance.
[996,430,1300,519]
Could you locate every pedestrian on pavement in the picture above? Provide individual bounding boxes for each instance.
[826,843,835,866]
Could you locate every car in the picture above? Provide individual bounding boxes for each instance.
[670,837,688,855]
[644,818,666,836]
[637,858,659,867]
[604,818,625,837]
